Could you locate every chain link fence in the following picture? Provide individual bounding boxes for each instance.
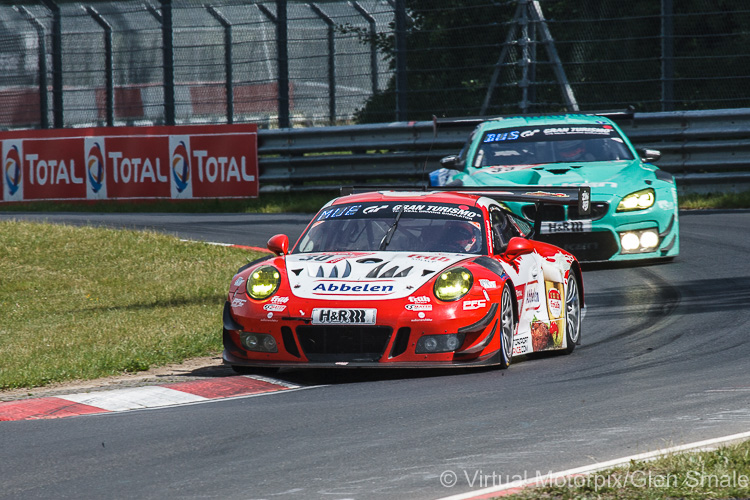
[0,0,393,129]
[1,0,749,129]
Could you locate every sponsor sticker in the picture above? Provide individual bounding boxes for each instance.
[408,295,431,304]
[411,311,433,322]
[580,189,591,214]
[524,191,569,198]
[525,283,541,308]
[463,300,486,311]
[312,308,377,325]
[231,298,246,308]
[233,276,244,287]
[312,282,394,295]
[390,204,481,220]
[515,284,525,302]
[408,254,451,262]
[263,304,286,312]
[543,126,613,136]
[541,220,593,234]
[316,205,362,221]
[270,296,289,304]
[363,204,389,214]
[479,279,497,289]
[405,304,432,311]
[548,288,563,318]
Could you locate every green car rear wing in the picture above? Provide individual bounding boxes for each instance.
[431,106,635,130]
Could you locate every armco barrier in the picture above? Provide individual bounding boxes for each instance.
[257,108,750,194]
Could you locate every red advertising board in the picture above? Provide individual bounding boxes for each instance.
[1,124,258,203]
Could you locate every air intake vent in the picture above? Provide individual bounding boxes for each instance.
[281,326,300,358]
[297,325,392,362]
[315,261,352,278]
[366,262,413,279]
[389,328,411,358]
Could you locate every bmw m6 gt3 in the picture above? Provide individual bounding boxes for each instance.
[432,113,679,262]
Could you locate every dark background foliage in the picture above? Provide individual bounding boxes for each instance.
[353,0,750,123]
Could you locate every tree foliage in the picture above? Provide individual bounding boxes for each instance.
[346,0,750,123]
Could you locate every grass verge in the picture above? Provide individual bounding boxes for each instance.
[679,190,750,210]
[0,191,334,214]
[0,220,264,390]
[501,440,750,499]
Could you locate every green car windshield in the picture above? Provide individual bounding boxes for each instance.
[473,124,634,167]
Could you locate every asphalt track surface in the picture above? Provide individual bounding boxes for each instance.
[1,209,749,499]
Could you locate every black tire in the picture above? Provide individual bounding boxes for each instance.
[563,272,582,354]
[496,283,516,369]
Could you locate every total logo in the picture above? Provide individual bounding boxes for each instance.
[24,153,83,186]
[171,140,191,194]
[192,149,255,183]
[107,152,167,184]
[3,143,22,197]
[86,141,106,194]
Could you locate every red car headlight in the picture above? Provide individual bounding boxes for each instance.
[246,266,281,300]
[434,267,473,301]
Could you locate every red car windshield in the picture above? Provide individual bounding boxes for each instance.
[294,201,487,254]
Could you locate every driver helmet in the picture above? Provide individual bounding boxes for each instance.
[444,221,480,252]
[559,140,586,160]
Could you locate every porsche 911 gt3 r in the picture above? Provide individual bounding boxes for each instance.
[223,189,584,370]
[433,113,679,262]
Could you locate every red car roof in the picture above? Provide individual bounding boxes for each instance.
[332,190,484,207]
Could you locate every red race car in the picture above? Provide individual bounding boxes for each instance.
[223,188,586,370]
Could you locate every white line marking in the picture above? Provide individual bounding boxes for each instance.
[436,430,750,500]
[245,374,301,389]
[78,385,325,418]
[61,386,207,412]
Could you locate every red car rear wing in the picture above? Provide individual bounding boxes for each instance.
[339,185,591,240]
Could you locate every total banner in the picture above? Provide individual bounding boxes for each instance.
[1,123,258,203]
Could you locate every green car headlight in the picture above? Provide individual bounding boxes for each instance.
[617,188,655,212]
[246,266,281,300]
[434,267,473,301]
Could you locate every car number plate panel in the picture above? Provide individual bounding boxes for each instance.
[312,308,377,325]
[541,220,593,234]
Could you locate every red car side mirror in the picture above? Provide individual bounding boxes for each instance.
[267,234,289,256]
[504,237,534,260]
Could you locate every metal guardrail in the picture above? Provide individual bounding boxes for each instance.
[257,108,750,194]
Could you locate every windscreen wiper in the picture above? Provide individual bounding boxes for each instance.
[379,205,404,250]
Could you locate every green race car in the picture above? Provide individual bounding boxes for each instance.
[431,114,679,262]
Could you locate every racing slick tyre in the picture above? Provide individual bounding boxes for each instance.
[563,272,582,354]
[495,283,516,369]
